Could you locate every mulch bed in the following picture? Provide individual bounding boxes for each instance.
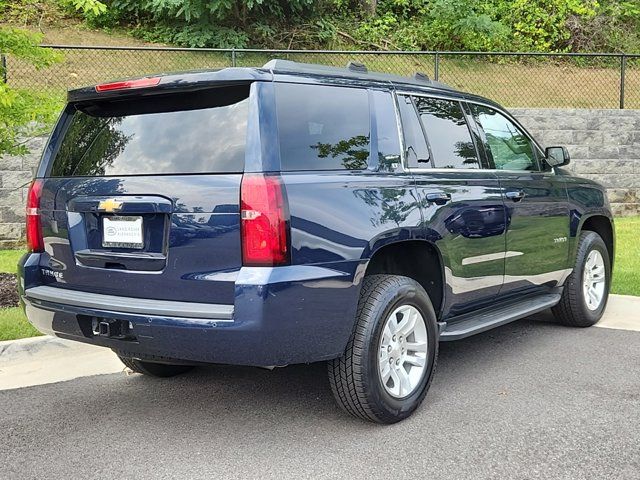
[0,273,19,308]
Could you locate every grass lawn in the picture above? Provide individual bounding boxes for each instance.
[0,216,636,340]
[0,249,24,274]
[0,307,41,341]
[611,217,640,297]
[0,249,42,341]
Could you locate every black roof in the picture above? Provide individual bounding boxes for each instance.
[68,58,474,103]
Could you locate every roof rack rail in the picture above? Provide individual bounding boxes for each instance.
[260,59,455,92]
[346,61,367,73]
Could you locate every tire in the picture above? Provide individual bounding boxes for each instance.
[328,274,438,424]
[552,231,611,327]
[117,355,194,378]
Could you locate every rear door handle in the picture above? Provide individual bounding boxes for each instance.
[426,192,452,205]
[505,190,526,202]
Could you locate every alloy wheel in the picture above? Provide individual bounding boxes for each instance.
[583,250,606,311]
[378,305,429,398]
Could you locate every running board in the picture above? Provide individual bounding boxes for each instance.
[439,293,561,341]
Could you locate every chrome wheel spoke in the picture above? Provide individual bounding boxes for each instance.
[587,289,596,307]
[397,367,411,396]
[585,256,594,270]
[384,319,398,340]
[406,340,428,353]
[389,368,401,395]
[382,324,393,344]
[380,348,389,364]
[380,363,392,384]
[397,308,417,336]
[404,354,426,368]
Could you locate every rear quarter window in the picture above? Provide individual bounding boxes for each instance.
[50,86,250,177]
[275,83,370,171]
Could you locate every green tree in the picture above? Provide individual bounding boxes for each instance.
[103,0,316,48]
[0,28,62,155]
[61,0,107,16]
[497,0,598,51]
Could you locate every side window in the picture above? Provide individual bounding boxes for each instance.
[414,97,480,169]
[471,105,538,171]
[397,94,430,168]
[275,83,370,171]
[371,90,402,172]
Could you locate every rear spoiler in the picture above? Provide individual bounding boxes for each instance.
[67,67,272,103]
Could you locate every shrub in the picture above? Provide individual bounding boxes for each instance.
[0,28,62,155]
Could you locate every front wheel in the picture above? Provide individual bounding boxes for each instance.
[552,231,611,327]
[328,274,438,424]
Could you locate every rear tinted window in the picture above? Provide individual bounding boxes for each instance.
[414,97,479,169]
[275,83,370,171]
[50,86,250,177]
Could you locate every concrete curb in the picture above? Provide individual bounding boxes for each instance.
[0,335,60,357]
[0,335,125,391]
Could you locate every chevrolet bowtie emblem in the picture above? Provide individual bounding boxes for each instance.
[98,198,123,213]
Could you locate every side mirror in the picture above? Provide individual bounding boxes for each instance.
[545,146,570,167]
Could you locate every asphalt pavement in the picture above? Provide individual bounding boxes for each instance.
[1,311,639,480]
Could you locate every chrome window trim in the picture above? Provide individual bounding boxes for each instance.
[390,89,408,172]
[396,89,553,175]
[406,167,557,174]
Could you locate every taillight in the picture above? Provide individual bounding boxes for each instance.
[95,76,161,92]
[240,174,290,266]
[26,179,44,253]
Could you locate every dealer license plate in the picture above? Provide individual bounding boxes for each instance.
[102,216,144,249]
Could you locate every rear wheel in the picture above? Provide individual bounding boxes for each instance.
[552,231,611,327]
[117,355,194,378]
[328,274,438,424]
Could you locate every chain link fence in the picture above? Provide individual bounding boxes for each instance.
[1,46,639,109]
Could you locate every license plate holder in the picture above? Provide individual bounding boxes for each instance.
[102,215,144,249]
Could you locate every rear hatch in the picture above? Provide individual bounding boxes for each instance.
[36,83,253,304]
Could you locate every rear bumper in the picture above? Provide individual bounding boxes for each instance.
[21,262,363,366]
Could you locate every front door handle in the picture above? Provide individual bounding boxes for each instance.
[505,190,526,202]
[426,192,452,205]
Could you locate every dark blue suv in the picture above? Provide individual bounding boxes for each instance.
[19,60,614,423]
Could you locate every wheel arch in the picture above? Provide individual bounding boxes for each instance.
[578,214,615,269]
[363,240,445,319]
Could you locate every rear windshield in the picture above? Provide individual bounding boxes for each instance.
[50,85,250,177]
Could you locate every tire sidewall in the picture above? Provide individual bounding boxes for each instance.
[363,278,438,420]
[574,232,611,322]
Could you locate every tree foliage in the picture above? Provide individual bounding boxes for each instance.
[3,0,640,52]
[76,0,638,52]
[64,0,108,16]
[0,27,62,155]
